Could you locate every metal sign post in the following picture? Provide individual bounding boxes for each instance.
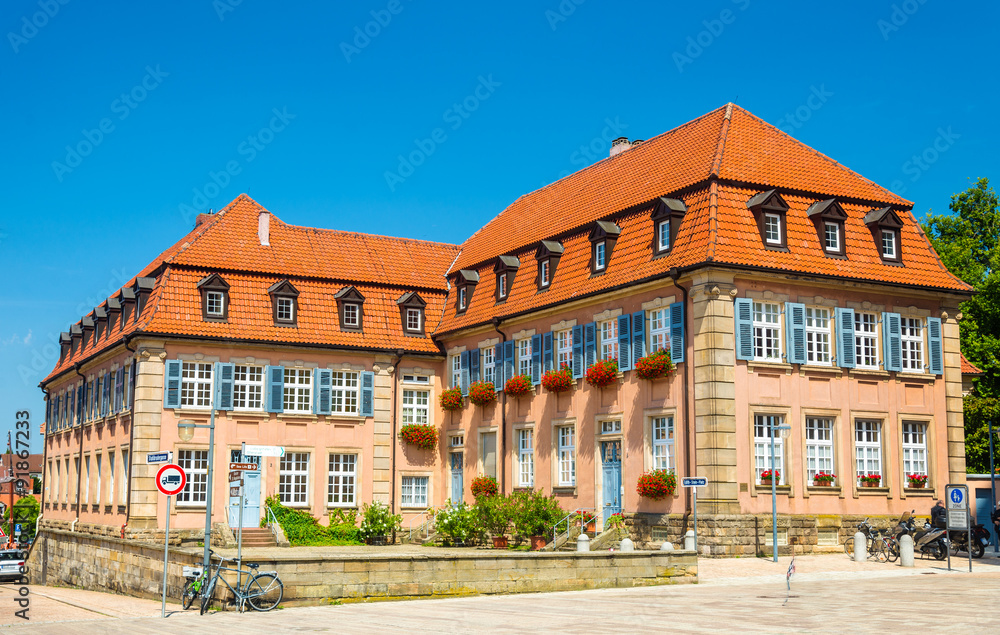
[156,464,186,619]
[946,484,971,573]
[682,478,708,553]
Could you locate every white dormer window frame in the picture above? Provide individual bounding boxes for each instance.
[343,302,359,328]
[540,260,550,287]
[497,273,507,299]
[881,229,896,259]
[595,241,606,271]
[658,220,670,251]
[206,291,224,317]
[406,308,422,332]
[276,297,294,322]
[458,287,467,310]
[824,221,840,253]
[764,213,782,245]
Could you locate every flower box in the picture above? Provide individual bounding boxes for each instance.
[585,358,619,389]
[859,474,882,487]
[634,348,675,381]
[470,475,499,499]
[504,374,533,398]
[541,365,574,393]
[906,473,928,488]
[813,472,836,487]
[398,423,438,450]
[636,469,677,500]
[439,387,464,411]
[468,381,497,406]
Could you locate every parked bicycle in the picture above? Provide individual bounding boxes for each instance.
[195,550,283,614]
[843,518,888,561]
[181,565,207,610]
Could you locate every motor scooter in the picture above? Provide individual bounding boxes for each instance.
[896,510,948,560]
[949,522,990,558]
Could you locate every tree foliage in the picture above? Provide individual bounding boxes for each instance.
[922,177,1000,472]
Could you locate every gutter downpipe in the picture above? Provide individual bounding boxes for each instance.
[492,318,507,493]
[668,269,694,528]
[388,348,404,515]
[72,363,86,529]
[122,333,138,535]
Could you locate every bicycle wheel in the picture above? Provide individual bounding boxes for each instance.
[844,536,855,557]
[885,538,900,563]
[200,579,216,615]
[182,580,198,610]
[874,538,889,562]
[245,573,283,611]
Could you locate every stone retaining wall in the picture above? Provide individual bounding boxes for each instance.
[28,529,697,605]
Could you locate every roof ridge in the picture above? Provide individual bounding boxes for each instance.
[706,180,719,261]
[709,103,733,178]
[901,207,972,291]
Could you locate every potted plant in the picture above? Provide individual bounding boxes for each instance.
[470,475,499,499]
[634,348,675,380]
[606,512,627,537]
[575,510,597,533]
[636,469,677,500]
[468,380,497,406]
[434,501,478,546]
[358,501,402,545]
[906,473,928,489]
[759,470,780,487]
[541,364,574,393]
[860,473,882,488]
[440,387,464,411]
[813,472,836,487]
[398,423,439,450]
[585,358,619,389]
[504,374,533,398]
[475,494,514,548]
[511,489,565,550]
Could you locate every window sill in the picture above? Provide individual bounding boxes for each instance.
[118,505,127,514]
[226,410,271,419]
[401,504,429,510]
[326,415,366,423]
[552,486,577,495]
[747,361,793,374]
[175,505,208,511]
[171,409,213,417]
[277,413,318,421]
[895,372,935,382]
[104,505,113,513]
[807,485,842,495]
[857,487,891,496]
[849,368,890,379]
[327,505,359,511]
[799,366,843,377]
[754,485,791,495]
[904,487,935,496]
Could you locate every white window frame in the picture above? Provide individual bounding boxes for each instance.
[401,475,429,508]
[517,428,534,487]
[752,302,782,362]
[401,388,429,425]
[94,453,102,505]
[805,417,834,482]
[517,339,532,376]
[458,287,467,310]
[233,364,264,411]
[327,453,357,507]
[600,319,619,361]
[855,420,883,484]
[177,449,208,506]
[902,421,928,478]
[823,221,840,252]
[498,273,507,299]
[881,229,896,259]
[406,308,422,331]
[901,317,924,373]
[649,308,669,353]
[754,414,784,485]
[107,451,115,506]
[557,425,576,487]
[854,312,879,370]
[594,241,606,271]
[279,452,310,507]
[556,329,573,369]
[343,303,360,327]
[276,297,294,322]
[451,354,461,388]
[658,219,670,251]
[600,419,622,435]
[83,455,90,504]
[180,362,213,409]
[805,307,832,366]
[330,371,360,415]
[764,213,782,245]
[206,291,224,317]
[120,449,129,504]
[53,460,59,502]
[540,260,550,287]
[652,416,674,471]
[283,368,313,413]
[482,347,495,385]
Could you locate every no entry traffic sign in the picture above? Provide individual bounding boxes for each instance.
[156,463,186,496]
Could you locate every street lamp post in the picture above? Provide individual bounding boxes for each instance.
[769,421,791,563]
[178,412,216,572]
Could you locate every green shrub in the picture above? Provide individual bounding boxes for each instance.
[510,489,565,538]
[474,494,514,536]
[435,501,479,544]
[358,501,402,544]
[264,496,363,546]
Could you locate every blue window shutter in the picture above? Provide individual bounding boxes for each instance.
[266,365,285,413]
[542,332,554,373]
[882,312,902,372]
[112,368,120,413]
[77,385,84,425]
[927,317,943,375]
[99,374,107,416]
[584,322,597,370]
[618,314,632,371]
[571,325,584,378]
[163,360,182,409]
[360,371,375,417]
[835,308,856,368]
[734,298,754,361]
[460,351,470,396]
[531,334,542,385]
[105,372,112,414]
[669,302,686,364]
[216,362,235,411]
[50,396,57,429]
[45,398,51,430]
[314,368,332,415]
[632,311,646,363]
[470,348,480,384]
[785,302,806,364]
[503,340,515,386]
[118,367,125,411]
[494,344,503,386]
[128,363,136,410]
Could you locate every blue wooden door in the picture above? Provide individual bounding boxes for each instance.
[975,488,996,547]
[229,450,262,528]
[450,452,463,504]
[602,440,622,524]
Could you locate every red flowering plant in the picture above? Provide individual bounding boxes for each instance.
[813,472,836,484]
[470,475,499,499]
[468,380,497,406]
[860,473,882,485]
[398,423,439,450]
[439,387,464,411]
[585,358,619,388]
[541,364,574,393]
[634,348,675,380]
[636,469,677,500]
[759,469,780,482]
[504,374,533,398]
[906,473,928,486]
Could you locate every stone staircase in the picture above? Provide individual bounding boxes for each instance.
[234,527,278,548]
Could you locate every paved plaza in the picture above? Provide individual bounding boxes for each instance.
[2,552,998,633]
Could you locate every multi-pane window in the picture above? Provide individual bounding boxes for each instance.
[540,260,550,287]
[402,389,429,425]
[652,416,674,471]
[901,317,923,372]
[406,308,422,331]
[556,329,573,369]
[328,454,356,506]
[601,420,622,434]
[279,452,310,506]
[276,297,294,322]
[805,307,831,365]
[600,319,619,361]
[107,452,115,505]
[53,461,59,502]
[451,355,462,388]
[181,362,213,409]
[283,368,312,413]
[401,475,429,507]
[482,347,495,385]
[343,303,359,327]
[764,213,781,245]
[330,371,359,415]
[805,418,834,482]
[854,313,879,369]
[83,455,90,504]
[95,454,102,505]
[517,339,532,376]
[658,220,670,251]
[557,425,576,486]
[177,450,208,505]
[518,429,534,487]
[754,415,784,485]
[650,308,669,353]
[206,291,224,316]
[881,230,896,259]
[595,242,606,270]
[498,274,507,299]
[753,302,782,362]
[855,420,882,484]
[902,422,927,477]
[824,222,840,252]
[458,287,467,310]
[233,365,264,410]
[120,449,129,503]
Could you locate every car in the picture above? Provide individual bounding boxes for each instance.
[0,550,26,582]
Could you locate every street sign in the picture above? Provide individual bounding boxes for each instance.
[229,462,259,472]
[146,452,173,464]
[946,484,969,530]
[682,477,708,487]
[155,464,186,496]
[242,444,284,457]
[228,470,243,483]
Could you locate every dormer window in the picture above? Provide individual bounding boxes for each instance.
[343,303,359,327]
[864,206,904,264]
[589,221,620,275]
[397,291,427,336]
[540,260,550,287]
[197,273,230,321]
[406,308,422,330]
[806,198,847,257]
[824,222,840,252]
[498,274,507,298]
[747,189,790,250]
[267,279,300,326]
[881,229,896,259]
[651,197,687,256]
[458,287,467,310]
[493,256,519,303]
[535,240,563,291]
[334,286,365,332]
[454,269,479,314]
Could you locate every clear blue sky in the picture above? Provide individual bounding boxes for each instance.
[1,0,997,451]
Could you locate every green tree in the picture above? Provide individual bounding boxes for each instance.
[922,177,1000,472]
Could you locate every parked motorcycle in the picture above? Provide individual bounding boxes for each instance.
[895,511,948,560]
[949,523,990,559]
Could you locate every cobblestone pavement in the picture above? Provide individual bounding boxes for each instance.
[2,553,999,633]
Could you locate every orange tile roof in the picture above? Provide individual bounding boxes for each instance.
[961,354,983,375]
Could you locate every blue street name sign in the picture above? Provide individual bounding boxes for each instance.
[682,477,708,487]
[146,452,172,464]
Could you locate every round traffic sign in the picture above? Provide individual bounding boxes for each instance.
[156,463,186,496]
[950,488,964,504]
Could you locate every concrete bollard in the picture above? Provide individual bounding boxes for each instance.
[620,537,634,552]
[577,533,591,552]
[854,531,866,562]
[660,541,674,552]
[900,534,914,567]
[684,530,696,551]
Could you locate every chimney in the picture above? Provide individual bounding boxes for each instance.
[259,212,270,247]
[195,212,214,228]
[609,136,632,157]
[631,139,644,147]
